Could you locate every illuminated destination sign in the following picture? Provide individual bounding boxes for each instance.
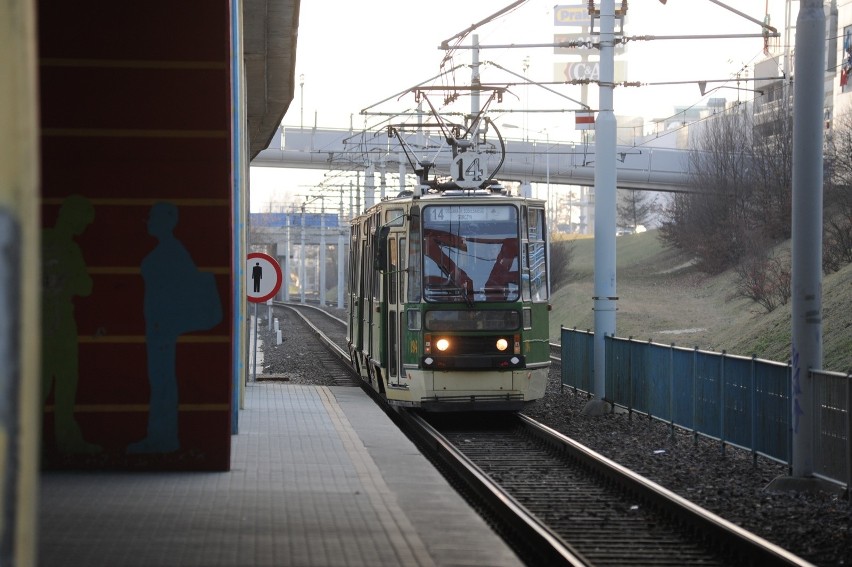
[426,205,514,223]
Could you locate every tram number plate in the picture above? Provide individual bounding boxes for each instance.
[452,153,486,189]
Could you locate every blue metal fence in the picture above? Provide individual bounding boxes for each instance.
[560,327,852,487]
[561,327,793,465]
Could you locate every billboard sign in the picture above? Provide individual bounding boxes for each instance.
[555,61,628,82]
[554,5,589,27]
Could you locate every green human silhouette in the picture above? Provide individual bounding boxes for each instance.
[42,195,100,454]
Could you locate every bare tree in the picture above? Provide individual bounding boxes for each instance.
[660,108,756,273]
[660,95,795,274]
[823,108,852,272]
[549,239,575,293]
[750,96,793,241]
[617,188,656,229]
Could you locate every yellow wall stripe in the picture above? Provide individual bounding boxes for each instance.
[42,128,227,139]
[40,58,227,70]
[86,267,230,275]
[79,335,230,344]
[42,197,230,207]
[44,404,229,413]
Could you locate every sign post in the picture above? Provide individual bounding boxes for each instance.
[246,252,283,381]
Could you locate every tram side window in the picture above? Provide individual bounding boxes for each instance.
[399,237,406,304]
[364,218,373,304]
[388,237,397,304]
[371,215,381,302]
[407,211,422,302]
[359,239,367,305]
[526,208,548,302]
[350,225,359,298]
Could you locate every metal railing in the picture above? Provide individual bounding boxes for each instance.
[560,326,852,489]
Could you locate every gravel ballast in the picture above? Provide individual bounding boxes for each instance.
[259,307,851,567]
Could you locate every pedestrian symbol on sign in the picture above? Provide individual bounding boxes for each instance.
[246,253,282,303]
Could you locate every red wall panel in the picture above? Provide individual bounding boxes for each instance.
[38,1,234,471]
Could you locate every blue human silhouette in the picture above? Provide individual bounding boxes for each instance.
[128,202,221,454]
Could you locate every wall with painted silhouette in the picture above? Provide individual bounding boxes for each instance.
[38,3,233,471]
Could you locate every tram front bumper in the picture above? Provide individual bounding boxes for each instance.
[420,354,525,370]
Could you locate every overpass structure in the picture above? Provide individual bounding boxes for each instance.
[251,126,690,192]
[253,126,695,193]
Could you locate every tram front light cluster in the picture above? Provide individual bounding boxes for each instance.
[424,334,451,355]
[495,338,509,352]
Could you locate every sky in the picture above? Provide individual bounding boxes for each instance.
[251,0,796,211]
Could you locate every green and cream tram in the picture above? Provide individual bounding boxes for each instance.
[346,186,551,411]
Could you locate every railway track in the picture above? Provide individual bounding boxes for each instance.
[408,411,808,566]
[271,302,355,386]
[276,301,812,567]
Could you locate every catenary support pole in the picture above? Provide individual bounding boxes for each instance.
[320,211,327,306]
[590,0,617,411]
[283,215,290,301]
[365,164,375,210]
[252,303,259,381]
[300,209,306,304]
[338,230,345,309]
[790,0,825,478]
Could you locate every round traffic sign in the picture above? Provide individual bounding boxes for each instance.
[247,252,282,303]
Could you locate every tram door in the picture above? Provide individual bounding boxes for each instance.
[385,236,404,387]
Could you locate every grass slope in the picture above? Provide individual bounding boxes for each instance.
[550,230,852,373]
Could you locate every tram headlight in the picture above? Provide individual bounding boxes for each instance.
[436,338,450,352]
[495,338,509,351]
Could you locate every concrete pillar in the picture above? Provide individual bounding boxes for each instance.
[0,1,40,563]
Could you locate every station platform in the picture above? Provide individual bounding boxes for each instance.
[38,383,524,567]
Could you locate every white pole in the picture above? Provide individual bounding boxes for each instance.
[283,215,290,301]
[591,0,617,408]
[338,230,346,309]
[365,164,375,209]
[790,0,825,478]
[320,209,327,306]
[252,303,259,381]
[300,208,306,304]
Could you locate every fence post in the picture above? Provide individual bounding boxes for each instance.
[693,346,699,446]
[787,362,793,476]
[587,329,593,400]
[626,336,633,420]
[560,325,565,394]
[606,333,614,413]
[751,355,757,467]
[669,343,675,438]
[847,373,851,498]
[720,350,727,457]
[647,338,653,424]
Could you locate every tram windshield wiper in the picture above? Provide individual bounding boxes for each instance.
[433,241,474,306]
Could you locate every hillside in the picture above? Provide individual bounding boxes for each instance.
[550,230,852,373]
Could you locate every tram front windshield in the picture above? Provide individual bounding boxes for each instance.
[421,205,519,303]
